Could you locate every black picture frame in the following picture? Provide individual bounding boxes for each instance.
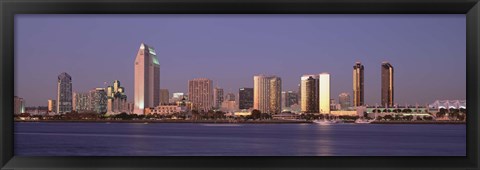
[1,0,478,169]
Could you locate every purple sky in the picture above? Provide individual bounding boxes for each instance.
[15,14,466,107]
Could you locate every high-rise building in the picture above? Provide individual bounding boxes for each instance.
[238,88,253,110]
[253,75,281,114]
[282,91,298,108]
[353,62,364,107]
[134,43,160,114]
[57,72,72,114]
[338,92,351,110]
[73,92,90,113]
[381,62,394,107]
[188,78,213,111]
[225,93,235,101]
[47,99,56,113]
[90,88,108,114]
[160,89,169,105]
[213,87,224,109]
[14,96,25,115]
[319,73,330,114]
[301,75,319,113]
[106,80,128,114]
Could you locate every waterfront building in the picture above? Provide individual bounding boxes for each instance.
[319,73,330,114]
[300,74,319,113]
[57,72,72,114]
[14,96,25,115]
[353,62,364,107]
[188,78,214,111]
[428,100,466,111]
[221,100,237,112]
[25,106,48,115]
[381,62,394,107]
[238,88,253,110]
[90,88,108,114]
[253,75,281,114]
[213,87,224,109]
[338,92,351,110]
[134,43,160,114]
[73,92,90,113]
[160,89,169,105]
[106,80,128,114]
[272,112,300,120]
[47,99,56,113]
[145,105,184,115]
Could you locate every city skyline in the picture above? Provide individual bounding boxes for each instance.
[16,15,466,106]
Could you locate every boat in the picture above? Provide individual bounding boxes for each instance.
[313,115,338,125]
[354,118,375,124]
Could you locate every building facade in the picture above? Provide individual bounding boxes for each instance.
[48,99,56,113]
[301,74,319,113]
[282,91,298,109]
[213,87,224,109]
[253,75,282,114]
[225,93,236,101]
[73,92,90,113]
[57,72,72,114]
[188,78,214,111]
[134,43,160,114]
[106,80,128,114]
[353,62,364,107]
[14,96,25,115]
[319,73,331,114]
[90,88,108,114]
[381,62,394,107]
[238,88,253,110]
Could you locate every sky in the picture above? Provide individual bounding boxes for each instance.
[15,14,466,107]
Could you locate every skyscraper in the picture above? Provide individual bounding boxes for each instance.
[381,62,394,107]
[188,78,214,111]
[300,75,319,113]
[238,88,253,110]
[253,75,281,114]
[338,92,351,110]
[57,72,72,114]
[353,62,364,107]
[214,87,224,109]
[319,73,330,114]
[47,99,56,113]
[160,89,169,105]
[134,43,160,114]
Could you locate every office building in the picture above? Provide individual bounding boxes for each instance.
[213,87,224,109]
[73,92,90,113]
[188,78,214,111]
[381,62,394,107]
[338,92,351,110]
[14,96,25,115]
[106,80,128,114]
[225,93,235,101]
[253,75,281,114]
[134,43,160,114]
[353,62,364,107]
[90,88,108,114]
[319,73,330,114]
[57,72,72,114]
[282,91,298,108]
[238,88,253,110]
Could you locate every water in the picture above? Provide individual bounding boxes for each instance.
[14,122,466,156]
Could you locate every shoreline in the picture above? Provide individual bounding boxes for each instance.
[14,119,466,124]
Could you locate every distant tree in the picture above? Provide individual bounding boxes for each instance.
[251,109,262,120]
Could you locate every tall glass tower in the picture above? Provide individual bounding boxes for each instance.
[353,62,364,107]
[134,43,160,114]
[381,62,394,107]
[57,72,72,114]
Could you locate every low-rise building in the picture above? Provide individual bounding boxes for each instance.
[145,105,186,115]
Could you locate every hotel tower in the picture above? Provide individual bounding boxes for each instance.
[319,73,330,114]
[188,78,214,111]
[300,74,319,113]
[353,62,364,107]
[253,75,281,114]
[381,62,394,107]
[134,43,160,114]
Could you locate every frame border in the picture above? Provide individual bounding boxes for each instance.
[1,0,478,169]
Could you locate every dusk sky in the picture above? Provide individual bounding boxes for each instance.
[15,14,466,107]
